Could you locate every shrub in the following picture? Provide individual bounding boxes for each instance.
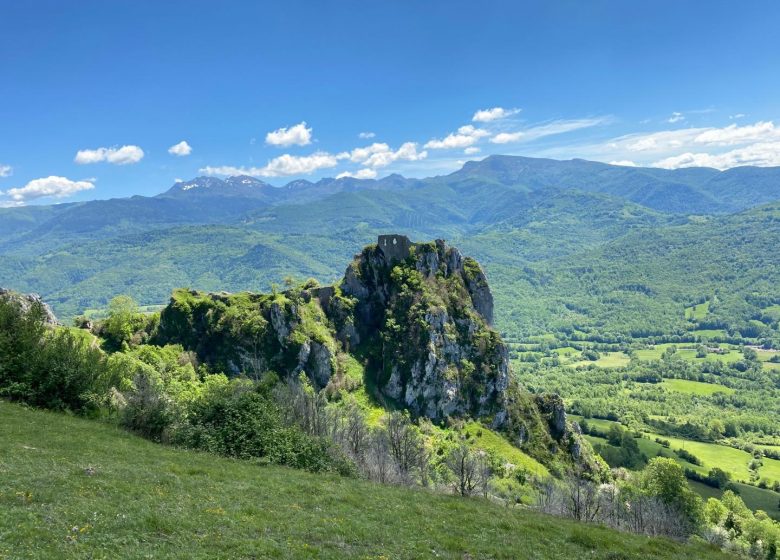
[677,448,702,466]
[175,388,352,474]
[0,299,117,414]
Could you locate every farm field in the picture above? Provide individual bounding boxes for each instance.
[567,351,631,369]
[584,433,780,521]
[661,378,735,396]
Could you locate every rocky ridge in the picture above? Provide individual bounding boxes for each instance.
[153,235,586,466]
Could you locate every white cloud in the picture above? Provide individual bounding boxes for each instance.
[652,141,780,170]
[168,140,192,156]
[472,107,521,122]
[490,118,607,145]
[349,143,391,163]
[609,160,638,167]
[0,164,12,178]
[75,145,144,165]
[265,122,312,147]
[693,121,778,146]
[464,147,481,155]
[491,132,524,144]
[425,125,489,150]
[668,112,685,124]
[358,131,376,139]
[200,151,339,178]
[2,176,94,204]
[349,142,427,168]
[729,113,746,120]
[612,121,779,155]
[337,168,377,179]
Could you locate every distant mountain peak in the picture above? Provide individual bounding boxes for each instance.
[175,176,226,192]
[225,175,272,188]
[160,175,273,198]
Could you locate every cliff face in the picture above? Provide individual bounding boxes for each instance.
[155,288,338,388]
[340,237,506,420]
[0,288,59,325]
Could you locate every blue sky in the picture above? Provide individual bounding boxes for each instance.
[1,0,779,206]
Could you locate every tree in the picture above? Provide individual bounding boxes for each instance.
[384,411,425,483]
[641,457,703,530]
[445,443,491,497]
[103,295,141,348]
[704,497,727,526]
[707,467,730,489]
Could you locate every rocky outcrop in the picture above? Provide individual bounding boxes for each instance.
[0,288,59,325]
[155,289,335,389]
[535,394,568,439]
[340,237,507,420]
[152,235,590,470]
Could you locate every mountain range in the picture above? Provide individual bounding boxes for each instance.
[1,155,779,341]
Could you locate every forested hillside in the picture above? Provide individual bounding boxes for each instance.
[1,156,779,346]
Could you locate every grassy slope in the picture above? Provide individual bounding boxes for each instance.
[0,402,731,560]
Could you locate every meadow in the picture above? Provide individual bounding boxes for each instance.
[0,401,731,560]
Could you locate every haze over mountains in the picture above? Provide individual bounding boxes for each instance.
[2,155,780,339]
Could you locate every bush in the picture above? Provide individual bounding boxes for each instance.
[677,448,702,466]
[0,299,118,414]
[175,387,353,474]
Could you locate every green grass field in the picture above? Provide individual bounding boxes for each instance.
[0,401,732,560]
[688,481,780,521]
[691,329,729,339]
[567,351,631,369]
[755,348,780,371]
[570,415,620,433]
[662,379,735,396]
[585,434,780,521]
[572,415,780,485]
[643,432,780,486]
[463,421,549,477]
[685,301,711,320]
[634,343,743,364]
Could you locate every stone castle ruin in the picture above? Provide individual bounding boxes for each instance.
[377,234,412,263]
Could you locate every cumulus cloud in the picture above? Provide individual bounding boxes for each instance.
[652,141,780,170]
[336,168,377,179]
[593,121,780,163]
[0,164,12,178]
[668,112,685,124]
[1,176,94,204]
[168,140,192,156]
[425,125,489,150]
[693,121,778,146]
[609,160,638,167]
[472,107,521,122]
[349,142,427,168]
[491,132,524,144]
[265,122,312,147]
[200,151,339,178]
[75,145,144,165]
[464,147,481,155]
[358,131,376,139]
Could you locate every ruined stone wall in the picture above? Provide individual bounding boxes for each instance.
[377,234,412,263]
